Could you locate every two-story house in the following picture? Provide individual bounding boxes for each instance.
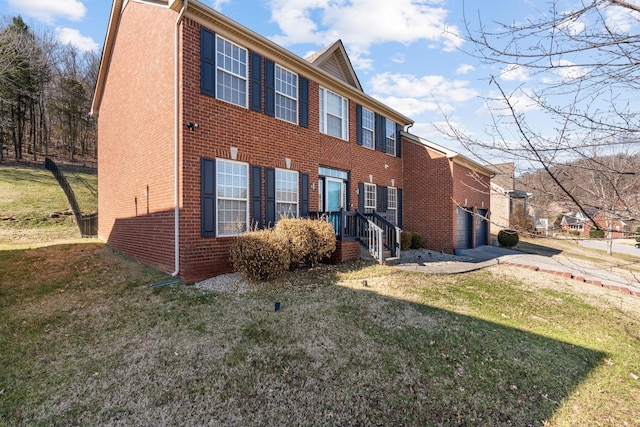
[92,0,414,282]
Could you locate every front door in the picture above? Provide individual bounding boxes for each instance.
[326,178,344,212]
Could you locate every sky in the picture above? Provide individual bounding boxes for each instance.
[1,0,638,164]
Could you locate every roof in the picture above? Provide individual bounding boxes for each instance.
[92,0,413,127]
[402,132,496,177]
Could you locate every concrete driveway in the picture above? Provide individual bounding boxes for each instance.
[396,244,640,297]
[577,239,640,256]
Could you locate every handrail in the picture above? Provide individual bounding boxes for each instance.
[367,212,401,258]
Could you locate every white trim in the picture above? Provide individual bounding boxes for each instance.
[275,168,299,219]
[319,86,349,140]
[275,63,299,125]
[363,182,376,212]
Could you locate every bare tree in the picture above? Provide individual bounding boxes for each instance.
[443,0,640,244]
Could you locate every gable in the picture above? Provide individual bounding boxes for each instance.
[306,40,363,92]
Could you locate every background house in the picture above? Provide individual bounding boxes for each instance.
[490,162,535,234]
[561,210,626,238]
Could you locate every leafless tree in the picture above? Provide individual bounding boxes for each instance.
[443,0,640,242]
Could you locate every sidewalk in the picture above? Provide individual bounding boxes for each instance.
[395,245,640,298]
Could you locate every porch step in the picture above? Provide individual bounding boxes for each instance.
[384,256,400,266]
[358,246,399,265]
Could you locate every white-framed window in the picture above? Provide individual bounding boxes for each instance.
[385,120,396,156]
[362,107,374,149]
[364,183,376,213]
[275,65,298,124]
[216,159,249,236]
[216,35,247,108]
[387,187,397,224]
[276,168,298,219]
[320,87,348,140]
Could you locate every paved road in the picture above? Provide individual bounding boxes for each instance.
[577,239,640,256]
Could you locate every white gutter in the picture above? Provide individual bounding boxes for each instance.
[172,0,188,276]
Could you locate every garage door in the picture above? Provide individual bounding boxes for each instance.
[476,209,489,247]
[456,207,473,249]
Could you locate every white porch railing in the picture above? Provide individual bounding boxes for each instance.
[367,220,384,264]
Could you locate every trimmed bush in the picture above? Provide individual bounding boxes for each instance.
[410,233,424,249]
[230,229,290,281]
[400,231,413,250]
[274,217,336,268]
[589,228,605,238]
[497,229,519,247]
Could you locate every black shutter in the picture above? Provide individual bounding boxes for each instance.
[375,113,386,152]
[356,104,363,146]
[299,76,309,128]
[377,186,388,212]
[264,59,275,117]
[358,182,364,212]
[201,158,216,237]
[200,28,216,97]
[396,123,402,157]
[265,167,276,226]
[397,189,403,228]
[249,52,262,112]
[300,173,309,217]
[251,166,262,229]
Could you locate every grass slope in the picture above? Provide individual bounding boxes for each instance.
[1,244,639,426]
[0,163,97,245]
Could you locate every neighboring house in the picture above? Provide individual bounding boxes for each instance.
[402,134,494,253]
[489,162,532,234]
[91,0,493,282]
[561,210,626,238]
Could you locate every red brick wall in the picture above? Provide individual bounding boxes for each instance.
[402,139,491,252]
[97,2,177,273]
[402,139,455,252]
[328,240,361,264]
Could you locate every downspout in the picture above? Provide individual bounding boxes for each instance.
[172,0,188,276]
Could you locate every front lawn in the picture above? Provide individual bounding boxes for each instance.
[1,242,639,425]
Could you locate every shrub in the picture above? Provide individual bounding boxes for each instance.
[400,231,413,250]
[274,217,336,268]
[589,228,605,239]
[635,226,640,242]
[410,233,424,249]
[230,229,290,281]
[303,217,337,266]
[497,229,519,247]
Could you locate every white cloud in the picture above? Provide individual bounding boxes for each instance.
[56,27,98,52]
[369,72,478,103]
[372,95,441,117]
[553,59,587,80]
[456,64,475,75]
[391,53,406,64]
[211,0,232,10]
[604,3,640,33]
[267,0,461,68]
[478,89,541,115]
[500,64,530,82]
[7,0,86,24]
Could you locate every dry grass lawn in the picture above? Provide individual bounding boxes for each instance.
[1,241,639,426]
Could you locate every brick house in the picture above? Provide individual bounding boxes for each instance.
[91,0,493,282]
[561,211,626,238]
[401,134,494,253]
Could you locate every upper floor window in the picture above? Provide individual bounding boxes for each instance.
[216,36,247,107]
[385,120,396,156]
[217,159,249,236]
[320,87,348,140]
[363,183,376,213]
[362,107,374,149]
[276,169,299,219]
[275,65,298,124]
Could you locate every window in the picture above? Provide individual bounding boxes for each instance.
[387,187,397,224]
[217,159,248,236]
[364,183,376,213]
[320,87,348,140]
[385,120,396,156]
[275,65,298,124]
[276,169,298,219]
[362,107,374,149]
[216,36,247,107]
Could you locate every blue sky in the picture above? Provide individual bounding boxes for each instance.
[2,0,637,163]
